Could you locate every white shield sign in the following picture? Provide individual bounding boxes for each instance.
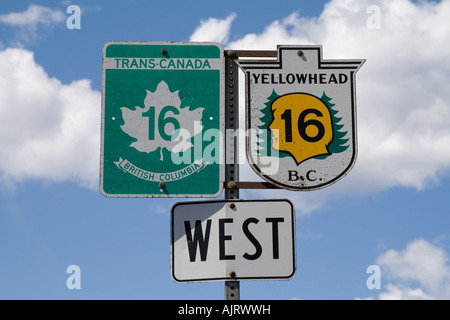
[238,46,364,190]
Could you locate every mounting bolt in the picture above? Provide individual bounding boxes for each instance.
[228,181,236,189]
[229,271,236,278]
[297,50,303,57]
[159,182,166,189]
[161,48,167,55]
[229,203,235,209]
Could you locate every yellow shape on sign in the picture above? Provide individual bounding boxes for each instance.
[269,93,334,165]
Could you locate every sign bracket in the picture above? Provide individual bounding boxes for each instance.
[224,49,281,193]
[224,181,280,189]
[227,49,277,58]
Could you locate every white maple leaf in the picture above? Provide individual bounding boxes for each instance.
[120,81,204,161]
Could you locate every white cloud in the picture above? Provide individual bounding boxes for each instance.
[0,4,65,27]
[0,4,65,45]
[1,0,449,206]
[228,12,311,50]
[0,48,100,189]
[190,0,450,213]
[370,239,450,299]
[377,284,432,300]
[190,13,237,44]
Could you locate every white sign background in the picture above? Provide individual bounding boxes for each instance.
[171,199,296,282]
[239,46,364,191]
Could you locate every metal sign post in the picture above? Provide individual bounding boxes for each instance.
[224,51,239,300]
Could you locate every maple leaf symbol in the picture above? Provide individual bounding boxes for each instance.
[120,81,204,161]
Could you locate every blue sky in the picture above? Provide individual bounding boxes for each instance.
[1,0,450,300]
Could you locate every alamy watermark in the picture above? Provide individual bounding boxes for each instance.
[66,265,81,290]
[66,5,81,30]
[366,5,381,30]
[366,264,381,290]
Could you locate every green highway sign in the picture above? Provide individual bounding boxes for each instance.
[100,41,224,197]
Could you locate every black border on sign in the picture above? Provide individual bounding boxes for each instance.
[170,199,296,283]
[238,46,365,191]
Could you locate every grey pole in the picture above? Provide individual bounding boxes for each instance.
[224,51,240,300]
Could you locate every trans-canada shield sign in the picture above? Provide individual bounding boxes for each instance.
[238,46,364,191]
[100,42,224,197]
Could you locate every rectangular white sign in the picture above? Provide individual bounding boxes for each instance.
[171,199,296,282]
